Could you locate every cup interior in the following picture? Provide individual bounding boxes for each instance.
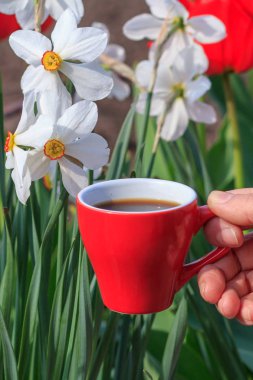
[78,179,196,212]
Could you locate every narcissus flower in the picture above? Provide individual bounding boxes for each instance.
[123,0,226,55]
[0,0,84,29]
[92,22,131,101]
[24,101,110,198]
[136,47,216,141]
[9,9,113,101]
[4,93,36,204]
[180,0,253,75]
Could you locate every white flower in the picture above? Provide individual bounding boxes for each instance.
[0,0,84,29]
[4,92,36,204]
[123,0,226,55]
[136,47,216,141]
[9,10,113,101]
[23,100,110,198]
[92,22,131,101]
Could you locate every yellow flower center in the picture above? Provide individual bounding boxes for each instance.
[172,83,185,98]
[41,51,62,71]
[4,131,15,152]
[44,139,65,160]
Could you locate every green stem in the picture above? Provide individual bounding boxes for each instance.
[18,187,68,372]
[89,170,94,185]
[135,91,153,176]
[222,73,244,188]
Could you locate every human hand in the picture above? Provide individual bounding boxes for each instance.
[198,189,253,325]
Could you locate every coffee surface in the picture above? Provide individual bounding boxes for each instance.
[94,198,180,212]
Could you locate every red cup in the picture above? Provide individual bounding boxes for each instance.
[77,179,230,314]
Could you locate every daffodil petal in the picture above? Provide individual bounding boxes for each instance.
[13,145,28,179]
[11,166,31,205]
[123,14,162,41]
[105,44,126,62]
[161,98,189,141]
[187,101,217,124]
[135,60,152,89]
[5,152,15,170]
[51,9,77,54]
[59,27,108,62]
[110,73,130,101]
[60,62,113,100]
[15,115,53,148]
[188,15,226,44]
[26,150,50,181]
[171,46,208,83]
[15,92,37,135]
[56,100,98,143]
[16,4,48,29]
[65,133,109,170]
[137,93,165,116]
[59,157,88,198]
[9,31,52,65]
[37,88,72,124]
[145,0,170,18]
[186,76,211,103]
[46,0,84,23]
[0,0,26,14]
[21,65,68,102]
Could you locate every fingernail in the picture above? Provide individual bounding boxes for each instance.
[210,191,233,204]
[217,228,239,246]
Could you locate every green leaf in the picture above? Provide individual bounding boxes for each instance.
[206,118,233,190]
[0,76,6,207]
[87,313,119,380]
[161,297,187,380]
[106,100,136,180]
[0,308,18,380]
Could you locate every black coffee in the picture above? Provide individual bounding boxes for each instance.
[94,198,180,212]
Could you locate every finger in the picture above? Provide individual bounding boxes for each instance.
[234,239,253,271]
[207,191,253,226]
[204,217,243,247]
[217,289,241,319]
[213,250,241,281]
[226,271,251,298]
[198,265,226,304]
[236,293,253,326]
[227,189,253,195]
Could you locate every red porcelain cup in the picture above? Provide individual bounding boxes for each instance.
[77,178,230,314]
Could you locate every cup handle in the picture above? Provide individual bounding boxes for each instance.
[175,205,230,291]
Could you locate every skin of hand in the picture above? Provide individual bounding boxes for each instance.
[198,189,253,325]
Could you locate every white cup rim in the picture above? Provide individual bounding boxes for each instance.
[77,178,197,215]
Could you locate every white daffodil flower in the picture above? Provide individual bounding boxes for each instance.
[0,0,84,29]
[4,86,71,203]
[23,100,110,198]
[4,92,37,204]
[9,9,113,102]
[136,47,216,141]
[92,22,131,101]
[123,0,226,55]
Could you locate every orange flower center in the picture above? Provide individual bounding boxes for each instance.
[42,51,62,71]
[4,131,15,152]
[44,139,65,160]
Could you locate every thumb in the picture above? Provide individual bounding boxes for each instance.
[207,190,253,226]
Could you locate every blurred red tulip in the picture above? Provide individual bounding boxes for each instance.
[180,0,253,75]
[0,13,53,40]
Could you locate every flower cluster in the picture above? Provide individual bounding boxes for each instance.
[0,0,84,29]
[123,0,226,141]
[4,5,113,204]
